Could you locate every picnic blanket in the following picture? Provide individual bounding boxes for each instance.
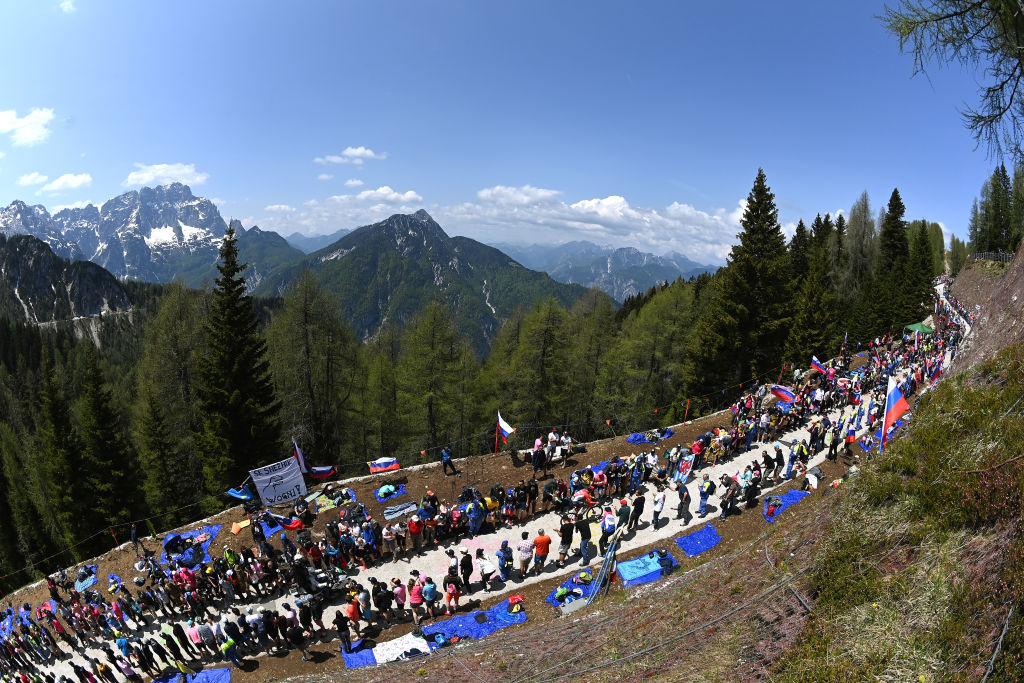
[674,523,722,558]
[374,483,407,503]
[763,489,810,523]
[617,550,678,588]
[160,524,222,567]
[544,571,599,606]
[75,564,99,592]
[341,639,377,668]
[107,574,124,592]
[421,600,527,641]
[313,493,338,514]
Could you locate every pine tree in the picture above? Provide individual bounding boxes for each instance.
[928,222,946,274]
[507,298,569,429]
[688,169,792,394]
[878,188,909,273]
[136,395,194,526]
[903,221,935,325]
[78,348,135,543]
[841,191,877,305]
[196,225,281,495]
[828,214,847,293]
[37,353,88,561]
[786,247,839,364]
[788,220,812,284]
[361,329,401,463]
[949,236,968,275]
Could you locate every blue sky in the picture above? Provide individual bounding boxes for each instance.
[0,0,993,263]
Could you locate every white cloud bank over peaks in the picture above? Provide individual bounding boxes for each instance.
[356,186,422,203]
[40,173,92,193]
[314,146,387,166]
[17,172,48,186]
[122,162,209,187]
[0,108,55,146]
[441,184,744,263]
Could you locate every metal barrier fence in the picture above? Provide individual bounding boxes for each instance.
[971,251,1015,263]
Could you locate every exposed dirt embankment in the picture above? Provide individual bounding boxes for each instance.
[951,250,1024,372]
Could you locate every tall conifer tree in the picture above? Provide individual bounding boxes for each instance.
[196,226,281,495]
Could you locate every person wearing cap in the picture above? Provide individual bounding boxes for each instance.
[474,549,496,593]
[458,547,474,593]
[423,512,438,547]
[495,541,513,582]
[441,446,458,476]
[445,547,459,573]
[599,507,617,556]
[616,499,631,531]
[408,515,424,554]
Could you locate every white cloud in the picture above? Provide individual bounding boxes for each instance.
[17,172,48,186]
[0,151,5,159]
[39,173,92,193]
[122,162,209,187]
[52,200,93,212]
[264,204,296,212]
[59,0,76,12]
[317,173,334,181]
[0,108,55,146]
[477,184,561,206]
[344,178,363,187]
[356,185,422,203]
[314,146,387,165]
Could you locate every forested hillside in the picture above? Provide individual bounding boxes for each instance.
[0,169,946,590]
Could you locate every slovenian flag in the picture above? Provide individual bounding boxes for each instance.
[292,438,309,474]
[368,457,400,473]
[810,356,826,374]
[914,330,920,351]
[269,513,304,530]
[771,385,796,402]
[497,411,516,444]
[930,362,942,381]
[880,376,910,452]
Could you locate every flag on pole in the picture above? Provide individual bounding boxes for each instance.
[770,385,796,402]
[881,376,910,452]
[368,457,400,473]
[497,412,516,444]
[269,513,304,530]
[292,438,309,474]
[810,356,826,374]
[930,362,942,381]
[914,330,920,351]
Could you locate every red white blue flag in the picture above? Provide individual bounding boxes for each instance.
[368,457,400,473]
[881,376,910,451]
[810,356,826,374]
[497,411,516,444]
[771,385,796,402]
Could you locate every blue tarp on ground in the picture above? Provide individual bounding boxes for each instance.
[544,571,599,606]
[107,574,123,592]
[873,419,905,442]
[617,550,678,588]
[342,639,377,668]
[75,564,99,592]
[0,613,15,637]
[153,668,232,683]
[160,525,222,567]
[674,523,722,558]
[763,489,810,523]
[374,483,407,503]
[626,428,674,445]
[592,459,612,475]
[421,600,527,641]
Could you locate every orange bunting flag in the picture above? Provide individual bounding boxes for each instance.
[420,450,426,455]
[605,419,611,425]
[653,408,658,413]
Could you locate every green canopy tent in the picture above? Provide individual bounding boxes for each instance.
[904,322,933,334]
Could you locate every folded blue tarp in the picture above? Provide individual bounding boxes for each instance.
[674,523,722,558]
[75,564,99,592]
[626,428,674,445]
[617,551,678,588]
[0,613,15,638]
[160,524,222,567]
[592,460,611,475]
[342,639,377,668]
[763,489,810,523]
[421,599,526,640]
[374,483,407,503]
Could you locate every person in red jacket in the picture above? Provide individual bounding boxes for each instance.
[407,515,424,554]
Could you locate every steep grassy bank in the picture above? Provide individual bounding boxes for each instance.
[774,344,1024,681]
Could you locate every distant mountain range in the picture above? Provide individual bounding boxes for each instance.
[0,183,302,288]
[0,233,131,324]
[260,210,593,353]
[497,241,716,301]
[284,228,352,253]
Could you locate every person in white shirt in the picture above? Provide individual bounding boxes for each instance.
[652,486,667,529]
